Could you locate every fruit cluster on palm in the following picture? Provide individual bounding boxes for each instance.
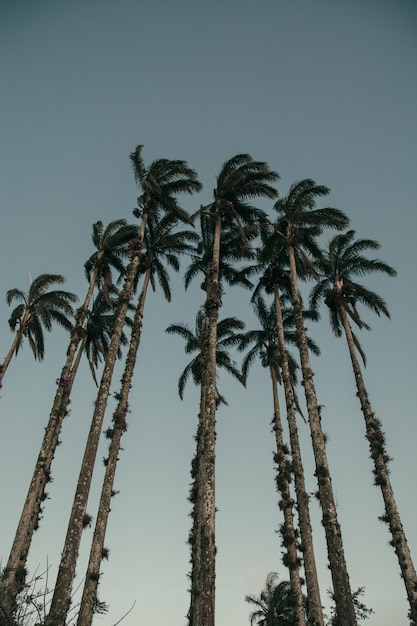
[0,145,415,626]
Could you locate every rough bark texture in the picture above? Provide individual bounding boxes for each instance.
[270,365,306,626]
[76,270,150,626]
[273,287,324,626]
[45,250,142,626]
[288,249,357,626]
[188,214,221,626]
[0,274,97,619]
[341,308,417,623]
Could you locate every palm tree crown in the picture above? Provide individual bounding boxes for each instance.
[84,219,138,291]
[273,179,349,279]
[83,287,133,385]
[245,572,301,626]
[135,212,200,300]
[238,294,319,383]
[3,273,78,367]
[212,153,278,221]
[130,145,202,227]
[310,229,396,350]
[166,307,245,404]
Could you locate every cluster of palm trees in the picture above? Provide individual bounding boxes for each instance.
[0,146,415,626]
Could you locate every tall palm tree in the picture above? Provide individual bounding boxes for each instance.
[76,215,199,626]
[238,295,321,626]
[186,154,279,626]
[273,180,357,625]
[0,223,134,619]
[166,308,246,626]
[245,572,302,626]
[0,273,77,384]
[310,230,417,623]
[45,146,201,626]
[238,295,316,626]
[249,237,325,626]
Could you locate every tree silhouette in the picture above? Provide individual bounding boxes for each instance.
[310,230,417,623]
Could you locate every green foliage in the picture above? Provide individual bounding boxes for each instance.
[310,229,396,362]
[326,587,374,625]
[245,572,301,626]
[5,274,78,361]
[92,598,109,615]
[166,308,245,404]
[129,144,202,226]
[135,212,199,299]
[84,219,138,289]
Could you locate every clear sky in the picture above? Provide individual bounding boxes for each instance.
[1,1,416,625]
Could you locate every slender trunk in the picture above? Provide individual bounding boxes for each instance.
[76,269,151,626]
[273,286,324,626]
[0,283,94,619]
[288,248,357,626]
[188,214,221,626]
[269,364,306,626]
[0,329,23,384]
[45,223,145,626]
[341,308,417,622]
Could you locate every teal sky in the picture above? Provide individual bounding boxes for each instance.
[1,1,416,624]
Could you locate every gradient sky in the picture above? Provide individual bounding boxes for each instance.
[1,1,416,625]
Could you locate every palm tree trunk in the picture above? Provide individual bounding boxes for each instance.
[288,248,357,626]
[273,286,324,626]
[188,213,221,626]
[0,329,24,384]
[0,329,88,619]
[45,244,144,626]
[341,308,417,622]
[76,269,151,626]
[269,363,306,626]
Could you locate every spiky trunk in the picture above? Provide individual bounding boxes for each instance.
[270,363,306,625]
[76,269,151,626]
[273,286,324,626]
[45,223,146,626]
[288,248,357,626]
[0,314,90,618]
[341,307,417,622]
[188,214,221,626]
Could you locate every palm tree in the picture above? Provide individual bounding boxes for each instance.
[166,308,246,626]
[245,572,302,626]
[237,295,321,626]
[273,180,356,625]
[238,296,311,626]
[166,307,245,404]
[45,146,201,626]
[0,273,77,384]
[310,230,417,623]
[249,237,325,626]
[0,223,134,619]
[185,154,279,626]
[76,215,199,626]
